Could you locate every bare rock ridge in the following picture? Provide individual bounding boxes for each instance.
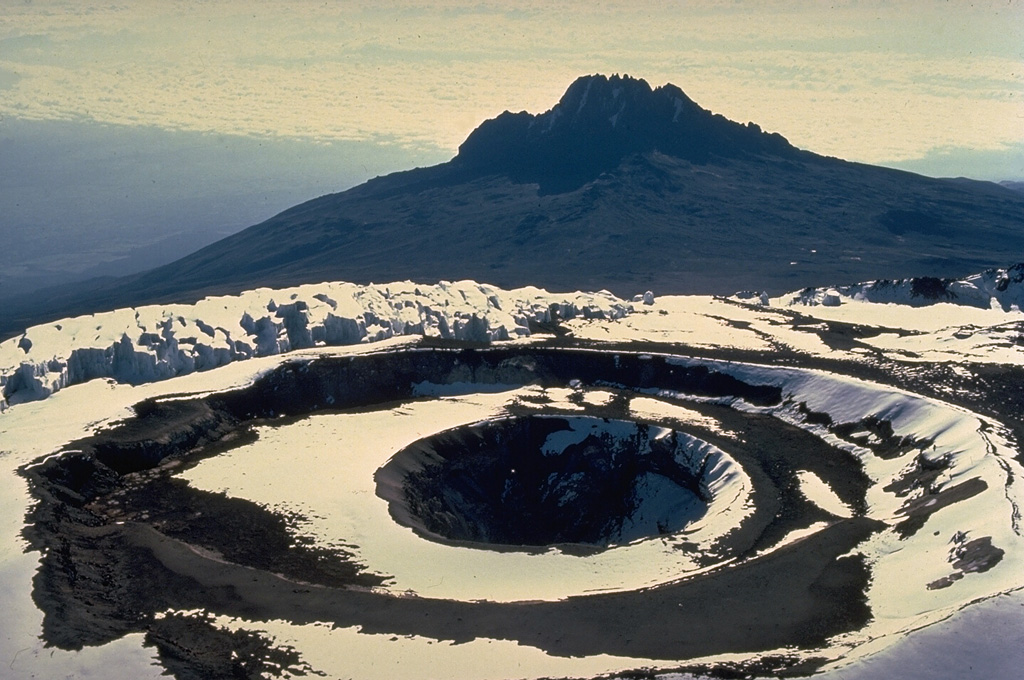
[455,73,799,192]
[2,73,1023,339]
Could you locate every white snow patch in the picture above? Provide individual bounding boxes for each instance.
[756,521,832,556]
[198,614,650,680]
[796,470,853,517]
[617,472,703,544]
[581,389,617,407]
[672,97,685,122]
[629,395,739,440]
[540,425,593,456]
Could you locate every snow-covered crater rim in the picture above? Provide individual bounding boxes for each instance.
[16,343,1023,676]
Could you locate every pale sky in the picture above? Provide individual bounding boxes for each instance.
[2,0,1022,173]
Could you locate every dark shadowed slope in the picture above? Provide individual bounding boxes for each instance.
[4,74,1023,338]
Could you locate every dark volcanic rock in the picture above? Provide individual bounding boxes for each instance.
[456,74,798,192]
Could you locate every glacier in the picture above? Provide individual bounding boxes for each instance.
[0,280,631,410]
[6,267,1021,411]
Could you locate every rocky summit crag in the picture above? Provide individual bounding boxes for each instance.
[3,74,1023,339]
[455,74,799,193]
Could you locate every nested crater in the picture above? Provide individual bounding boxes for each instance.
[377,415,739,549]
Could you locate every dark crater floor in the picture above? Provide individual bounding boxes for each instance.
[379,415,711,548]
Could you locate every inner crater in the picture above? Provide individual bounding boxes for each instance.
[376,415,729,549]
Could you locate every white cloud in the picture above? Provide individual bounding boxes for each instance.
[0,0,1021,165]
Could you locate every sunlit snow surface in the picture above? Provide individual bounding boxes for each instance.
[569,293,1023,364]
[178,388,751,602]
[0,281,1022,680]
[0,280,630,409]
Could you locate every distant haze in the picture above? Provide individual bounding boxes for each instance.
[0,119,449,297]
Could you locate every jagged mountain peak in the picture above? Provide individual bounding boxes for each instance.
[455,73,797,191]
[548,73,696,127]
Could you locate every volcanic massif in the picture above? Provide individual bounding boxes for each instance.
[3,73,1023,338]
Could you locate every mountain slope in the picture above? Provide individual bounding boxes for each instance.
[3,74,1024,338]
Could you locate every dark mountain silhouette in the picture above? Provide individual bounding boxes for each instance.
[3,73,1024,339]
[456,74,800,193]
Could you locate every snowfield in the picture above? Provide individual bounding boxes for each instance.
[0,277,1022,680]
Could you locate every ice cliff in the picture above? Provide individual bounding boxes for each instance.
[0,280,632,409]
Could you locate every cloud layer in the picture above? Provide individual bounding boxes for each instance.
[1,1,1021,171]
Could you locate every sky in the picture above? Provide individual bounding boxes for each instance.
[1,0,1022,296]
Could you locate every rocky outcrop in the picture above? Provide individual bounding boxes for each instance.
[783,262,1024,310]
[455,73,798,193]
